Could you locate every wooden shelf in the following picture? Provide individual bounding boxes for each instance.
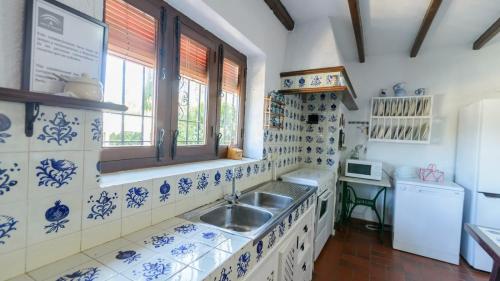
[278,66,359,111]
[0,87,127,112]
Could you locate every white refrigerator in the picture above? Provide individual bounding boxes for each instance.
[456,99,500,272]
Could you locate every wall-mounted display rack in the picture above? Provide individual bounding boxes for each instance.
[264,92,285,129]
[369,95,433,144]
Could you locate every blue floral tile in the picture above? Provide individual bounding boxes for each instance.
[213,171,221,186]
[152,177,178,209]
[177,177,193,196]
[122,181,152,217]
[142,232,176,251]
[224,169,233,182]
[196,172,209,191]
[210,265,234,281]
[30,107,84,151]
[44,200,71,234]
[36,158,78,189]
[166,241,212,264]
[29,151,84,198]
[190,229,228,246]
[236,252,251,278]
[0,113,11,144]
[83,185,121,229]
[51,261,116,281]
[85,111,103,150]
[0,202,26,254]
[27,193,82,244]
[0,153,27,204]
[124,256,185,281]
[95,245,156,274]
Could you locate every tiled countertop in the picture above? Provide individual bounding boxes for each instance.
[10,217,250,281]
[9,191,316,281]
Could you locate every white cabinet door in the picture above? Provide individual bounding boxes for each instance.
[245,248,279,281]
[279,234,297,281]
[478,99,500,194]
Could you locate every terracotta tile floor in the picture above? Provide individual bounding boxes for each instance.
[313,220,490,281]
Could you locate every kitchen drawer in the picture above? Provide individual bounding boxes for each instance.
[296,247,313,281]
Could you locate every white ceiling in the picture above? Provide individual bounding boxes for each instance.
[281,0,500,57]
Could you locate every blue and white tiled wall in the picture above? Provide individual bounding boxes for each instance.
[263,93,303,175]
[263,92,341,174]
[0,101,273,280]
[0,102,102,278]
[301,93,341,170]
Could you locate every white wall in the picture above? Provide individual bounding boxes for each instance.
[0,0,102,89]
[282,18,344,72]
[343,45,500,222]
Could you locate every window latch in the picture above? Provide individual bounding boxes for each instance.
[171,129,179,159]
[156,128,165,161]
[215,133,222,157]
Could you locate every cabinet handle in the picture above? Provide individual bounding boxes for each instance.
[302,263,307,271]
[303,225,308,233]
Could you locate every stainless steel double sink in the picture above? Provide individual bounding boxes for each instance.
[182,181,316,242]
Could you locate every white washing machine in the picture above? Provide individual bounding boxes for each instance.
[281,168,336,260]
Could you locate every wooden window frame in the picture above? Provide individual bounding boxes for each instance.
[101,0,247,173]
[216,45,247,158]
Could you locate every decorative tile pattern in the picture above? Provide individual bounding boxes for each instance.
[143,233,175,249]
[36,158,78,188]
[0,113,12,143]
[236,252,250,278]
[0,215,18,245]
[125,187,149,209]
[174,224,197,235]
[196,173,209,191]
[31,107,84,151]
[0,161,21,198]
[214,171,221,186]
[177,178,192,195]
[0,102,29,152]
[159,181,171,203]
[87,191,118,220]
[115,250,141,264]
[36,112,79,145]
[44,200,70,234]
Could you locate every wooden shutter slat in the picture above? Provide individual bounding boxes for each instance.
[222,58,240,93]
[179,34,208,84]
[105,0,157,68]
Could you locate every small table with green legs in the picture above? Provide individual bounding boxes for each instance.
[339,174,392,241]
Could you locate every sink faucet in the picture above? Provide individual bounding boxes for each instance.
[224,167,241,204]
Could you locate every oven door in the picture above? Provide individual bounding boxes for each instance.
[314,190,334,260]
[316,190,333,235]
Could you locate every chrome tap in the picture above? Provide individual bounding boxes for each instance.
[224,167,241,204]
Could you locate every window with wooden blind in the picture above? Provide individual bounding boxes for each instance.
[100,0,246,173]
[102,0,158,150]
[177,33,210,146]
[220,57,242,145]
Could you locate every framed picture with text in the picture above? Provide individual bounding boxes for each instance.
[22,0,107,94]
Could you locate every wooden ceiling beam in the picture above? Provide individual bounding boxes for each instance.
[473,17,500,50]
[263,0,295,31]
[347,0,365,63]
[410,0,443,58]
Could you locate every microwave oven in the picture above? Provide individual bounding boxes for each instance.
[345,159,382,180]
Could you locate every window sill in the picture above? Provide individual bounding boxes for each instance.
[100,157,262,188]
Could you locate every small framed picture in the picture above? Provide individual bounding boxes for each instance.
[22,0,107,94]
